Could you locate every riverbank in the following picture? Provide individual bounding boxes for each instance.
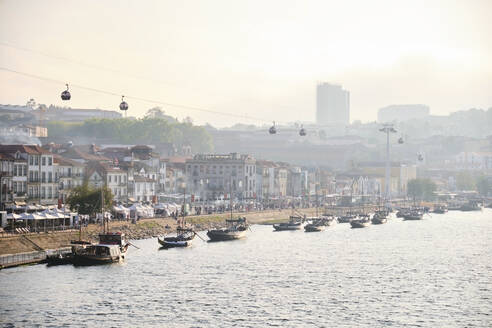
[0,208,324,257]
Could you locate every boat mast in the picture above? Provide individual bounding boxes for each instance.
[182,184,186,228]
[230,178,233,220]
[101,184,105,234]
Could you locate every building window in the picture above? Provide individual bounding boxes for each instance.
[29,156,33,165]
[108,175,112,183]
[42,172,46,183]
[48,172,52,183]
[48,157,52,166]
[42,157,46,166]
[34,156,38,165]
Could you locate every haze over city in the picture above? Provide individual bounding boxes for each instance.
[1,0,491,126]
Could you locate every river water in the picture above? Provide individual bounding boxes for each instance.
[1,209,491,327]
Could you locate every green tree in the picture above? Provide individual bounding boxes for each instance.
[407,178,436,201]
[47,116,214,153]
[456,171,476,191]
[476,176,491,196]
[67,183,113,215]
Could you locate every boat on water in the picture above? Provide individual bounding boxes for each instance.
[273,215,306,231]
[304,217,328,232]
[337,212,358,223]
[350,215,371,228]
[158,227,196,249]
[207,217,248,241]
[371,210,388,225]
[432,204,448,214]
[72,232,129,265]
[304,223,325,232]
[396,208,410,218]
[459,201,482,212]
[402,208,424,220]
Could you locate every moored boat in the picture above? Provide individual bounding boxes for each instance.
[158,227,196,249]
[371,208,389,224]
[207,217,248,241]
[337,212,358,223]
[459,201,482,212]
[304,223,325,232]
[432,204,448,214]
[403,208,424,220]
[304,217,329,232]
[72,232,129,265]
[273,216,306,231]
[350,215,371,228]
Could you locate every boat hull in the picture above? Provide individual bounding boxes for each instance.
[72,253,124,265]
[158,237,192,248]
[304,224,325,232]
[371,217,387,225]
[350,220,371,228]
[207,229,247,241]
[273,223,305,231]
[403,215,423,220]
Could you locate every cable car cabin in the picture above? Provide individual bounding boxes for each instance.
[269,125,277,134]
[398,137,404,144]
[299,128,306,136]
[61,84,71,101]
[119,101,128,111]
[99,232,126,247]
[119,95,128,111]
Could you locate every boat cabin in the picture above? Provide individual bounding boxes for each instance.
[99,232,126,246]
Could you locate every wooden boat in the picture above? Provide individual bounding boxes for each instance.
[396,208,410,218]
[371,210,388,225]
[158,227,195,248]
[338,212,358,223]
[304,217,328,232]
[304,223,325,232]
[72,232,129,265]
[320,215,337,226]
[459,201,482,212]
[350,216,371,228]
[207,217,248,241]
[273,216,306,231]
[46,252,74,266]
[403,208,424,220]
[432,204,448,214]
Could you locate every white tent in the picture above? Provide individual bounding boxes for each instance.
[7,213,23,220]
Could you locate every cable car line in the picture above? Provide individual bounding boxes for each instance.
[0,66,276,124]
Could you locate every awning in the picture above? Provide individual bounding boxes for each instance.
[14,201,26,206]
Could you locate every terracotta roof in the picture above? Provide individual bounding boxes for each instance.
[0,153,15,160]
[0,144,52,155]
[53,155,84,167]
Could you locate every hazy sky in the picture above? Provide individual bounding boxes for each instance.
[1,0,491,126]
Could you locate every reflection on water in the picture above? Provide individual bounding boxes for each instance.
[1,210,491,327]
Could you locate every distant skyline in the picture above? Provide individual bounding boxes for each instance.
[1,0,491,127]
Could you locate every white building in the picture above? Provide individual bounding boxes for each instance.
[87,163,128,202]
[0,145,58,205]
[455,152,492,170]
[54,156,85,202]
[186,153,256,201]
[133,176,156,202]
[316,83,350,125]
